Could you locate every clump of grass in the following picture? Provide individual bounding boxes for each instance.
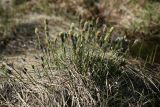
[54,19,160,106]
[0,18,160,107]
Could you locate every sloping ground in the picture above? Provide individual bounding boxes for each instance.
[0,13,71,54]
[0,0,76,79]
[0,13,72,77]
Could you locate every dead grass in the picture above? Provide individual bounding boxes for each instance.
[0,0,160,107]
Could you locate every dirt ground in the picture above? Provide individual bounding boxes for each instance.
[0,13,72,72]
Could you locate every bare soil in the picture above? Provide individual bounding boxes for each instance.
[0,13,71,71]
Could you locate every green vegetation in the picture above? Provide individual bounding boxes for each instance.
[0,0,160,107]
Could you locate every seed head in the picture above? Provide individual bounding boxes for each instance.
[104,27,114,41]
[96,17,100,25]
[35,28,38,34]
[83,21,89,31]
[102,24,107,33]
[96,30,101,40]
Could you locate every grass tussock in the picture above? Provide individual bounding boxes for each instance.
[0,0,160,107]
[0,19,159,107]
